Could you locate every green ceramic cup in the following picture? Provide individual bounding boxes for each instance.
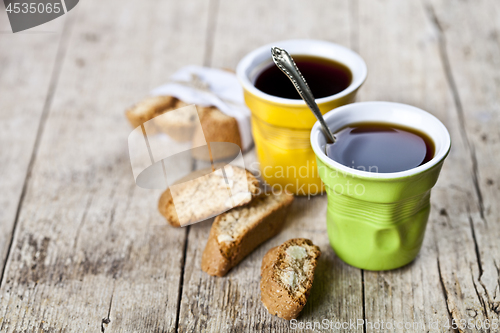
[310,102,451,271]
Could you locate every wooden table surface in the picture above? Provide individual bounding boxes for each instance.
[1,0,499,332]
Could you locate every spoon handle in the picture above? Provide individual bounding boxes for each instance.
[271,47,336,143]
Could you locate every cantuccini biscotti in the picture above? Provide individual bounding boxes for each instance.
[192,106,242,161]
[125,96,201,141]
[125,95,176,130]
[201,192,294,277]
[152,100,199,141]
[158,166,259,227]
[260,238,321,320]
[125,96,243,147]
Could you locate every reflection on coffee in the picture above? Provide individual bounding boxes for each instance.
[326,122,434,173]
[254,55,352,99]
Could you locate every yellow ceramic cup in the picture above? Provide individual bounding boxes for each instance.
[237,39,367,195]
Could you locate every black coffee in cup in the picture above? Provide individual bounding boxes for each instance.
[326,122,434,173]
[254,55,352,99]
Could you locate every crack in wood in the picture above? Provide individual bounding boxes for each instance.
[424,2,487,224]
[470,266,490,332]
[494,261,500,306]
[106,184,118,227]
[466,205,483,278]
[108,204,117,227]
[101,287,114,333]
[0,11,77,289]
[425,3,500,328]
[436,258,459,333]
[174,226,190,333]
[469,146,487,224]
[73,191,95,249]
[466,201,496,323]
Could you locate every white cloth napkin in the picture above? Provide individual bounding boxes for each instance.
[150,65,253,151]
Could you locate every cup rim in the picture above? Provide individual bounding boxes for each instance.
[236,39,368,105]
[310,101,452,180]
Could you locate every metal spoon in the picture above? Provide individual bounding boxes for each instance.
[271,47,336,144]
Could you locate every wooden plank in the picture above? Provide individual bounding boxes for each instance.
[357,0,497,331]
[0,6,65,278]
[0,0,211,331]
[209,0,354,70]
[178,1,365,332]
[428,0,500,328]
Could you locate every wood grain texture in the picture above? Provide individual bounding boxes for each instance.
[358,0,500,331]
[180,150,363,333]
[178,1,364,332]
[0,7,65,280]
[429,0,500,329]
[356,1,461,332]
[0,0,211,331]
[209,0,354,69]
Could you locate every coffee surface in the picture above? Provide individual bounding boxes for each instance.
[254,55,352,99]
[326,122,434,173]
